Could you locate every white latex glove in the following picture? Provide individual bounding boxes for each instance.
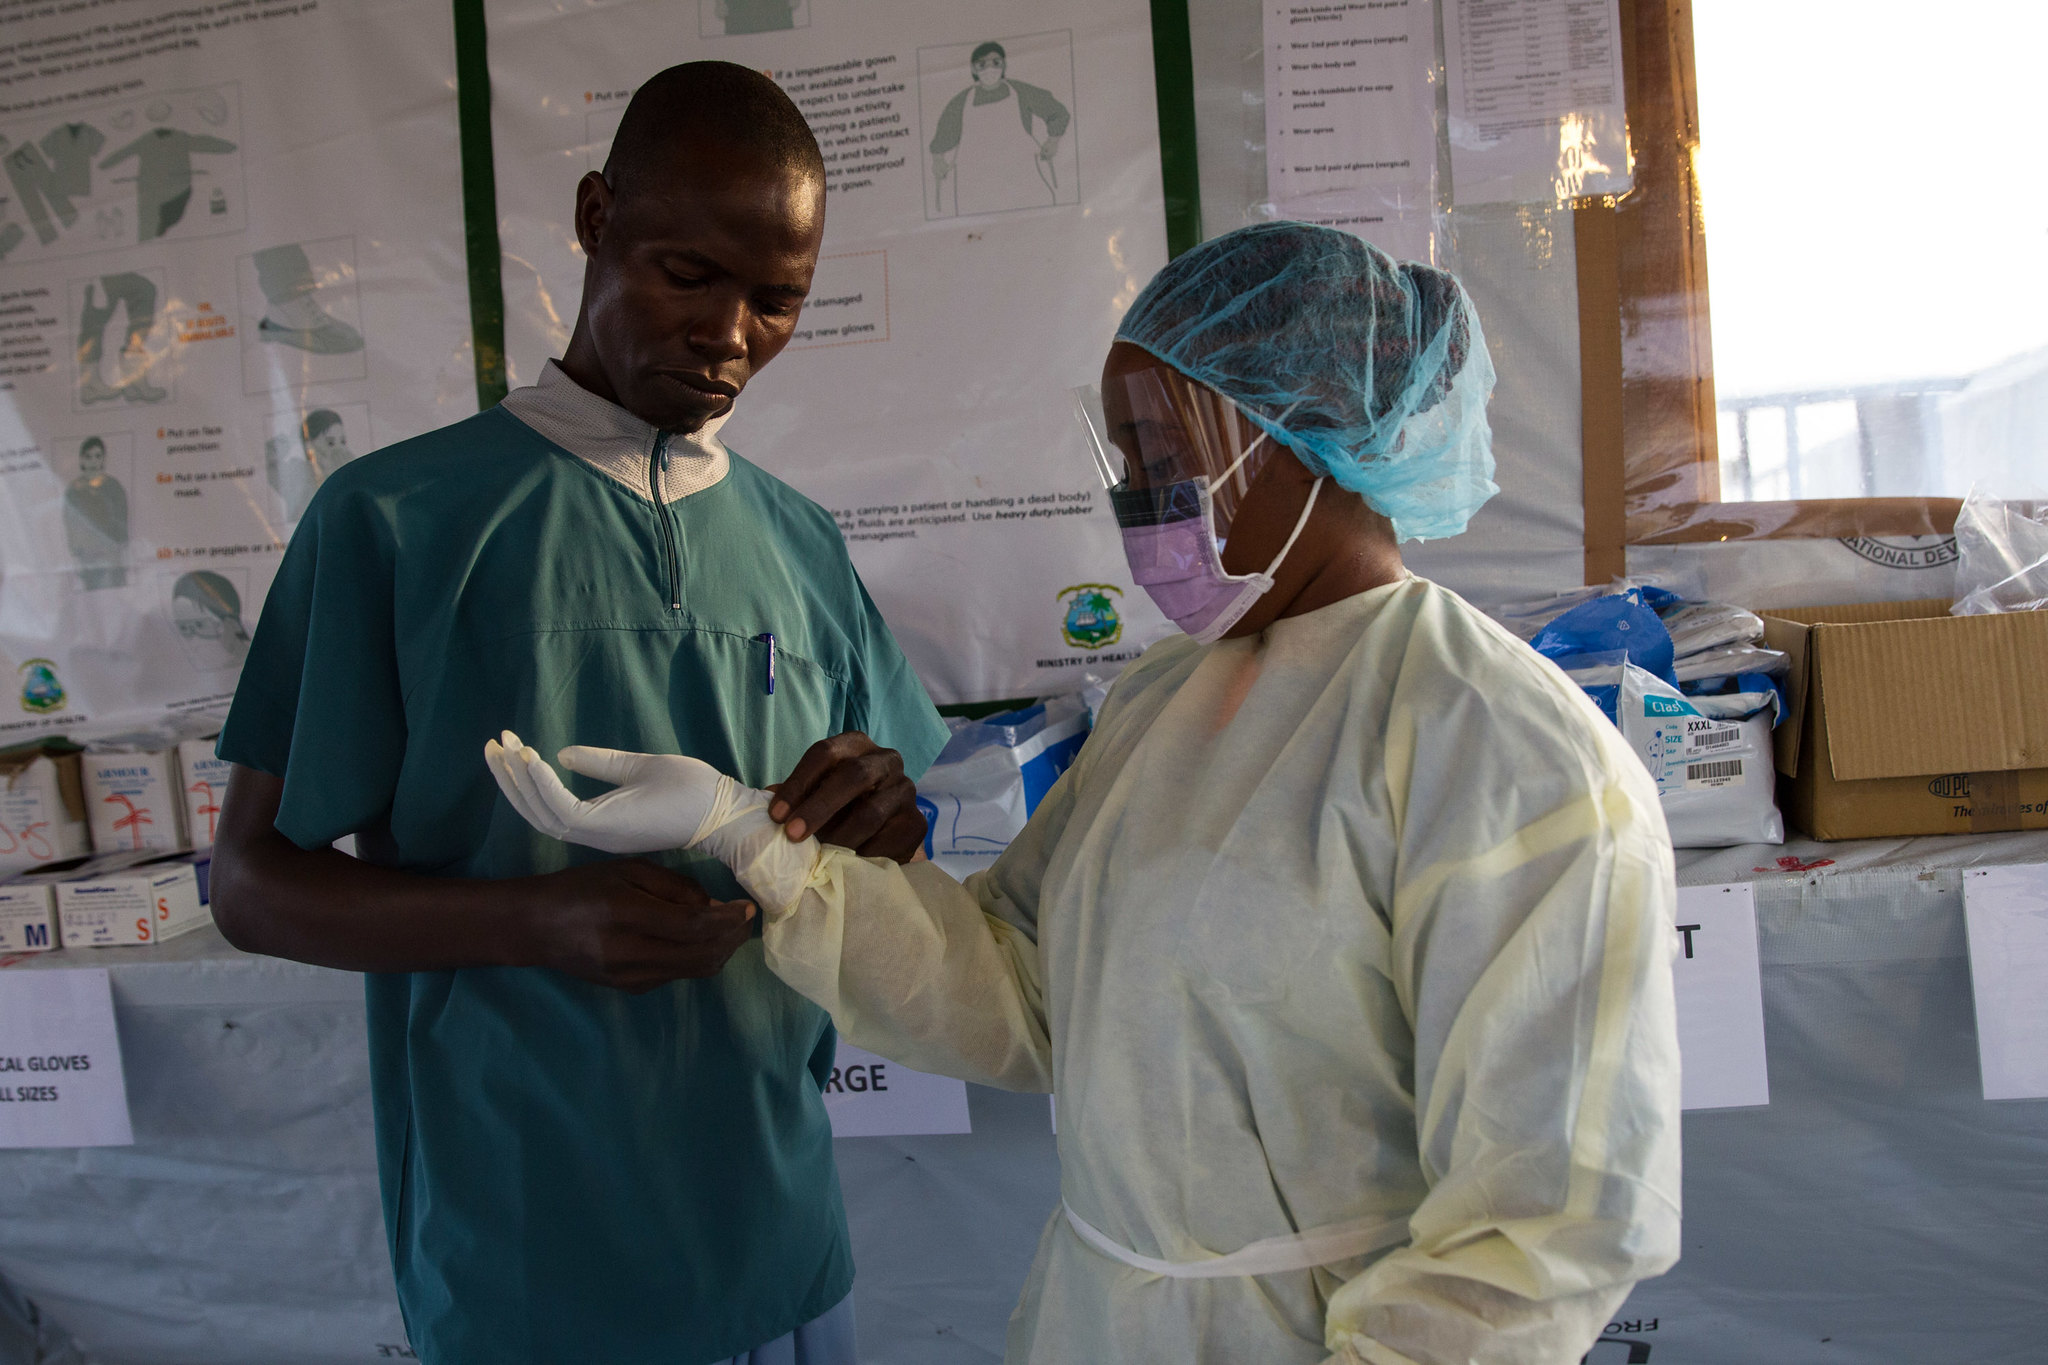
[484,729,727,856]
[484,730,825,917]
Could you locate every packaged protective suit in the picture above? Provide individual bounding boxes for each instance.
[1505,586,1786,847]
[1607,661,1782,848]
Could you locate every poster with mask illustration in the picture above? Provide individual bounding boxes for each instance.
[0,0,476,746]
[488,0,1174,703]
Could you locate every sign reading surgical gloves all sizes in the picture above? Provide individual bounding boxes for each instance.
[487,0,1176,703]
[0,0,478,748]
[0,969,133,1149]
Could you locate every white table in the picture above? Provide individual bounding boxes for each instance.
[5,830,2047,1362]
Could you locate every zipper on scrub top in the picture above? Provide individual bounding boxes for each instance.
[648,431,683,610]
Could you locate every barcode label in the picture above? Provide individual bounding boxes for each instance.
[1690,727,1741,749]
[1687,759,1744,782]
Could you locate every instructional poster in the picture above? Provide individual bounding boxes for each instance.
[488,0,1175,703]
[0,0,478,746]
[1261,0,1439,263]
[1443,0,1630,205]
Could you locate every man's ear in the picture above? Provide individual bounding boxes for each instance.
[574,172,616,258]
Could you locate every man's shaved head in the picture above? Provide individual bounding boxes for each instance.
[603,61,824,198]
[561,61,828,432]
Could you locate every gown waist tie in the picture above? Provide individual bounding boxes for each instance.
[1061,1200,1411,1279]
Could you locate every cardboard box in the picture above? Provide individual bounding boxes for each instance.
[0,748,91,876]
[1761,600,2048,840]
[0,881,60,953]
[82,749,187,855]
[53,851,211,949]
[175,739,232,850]
[6,851,156,952]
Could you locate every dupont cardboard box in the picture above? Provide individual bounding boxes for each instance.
[175,738,232,850]
[0,747,91,876]
[0,880,61,953]
[53,851,212,949]
[82,749,187,855]
[1761,600,2048,839]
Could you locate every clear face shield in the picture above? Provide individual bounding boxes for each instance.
[1075,364,1325,644]
[1074,365,1278,548]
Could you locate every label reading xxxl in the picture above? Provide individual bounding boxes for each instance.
[1680,718,1745,790]
[1645,708,1747,795]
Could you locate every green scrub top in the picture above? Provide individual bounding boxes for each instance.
[218,406,949,1365]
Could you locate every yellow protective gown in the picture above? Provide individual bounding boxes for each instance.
[757,577,1682,1365]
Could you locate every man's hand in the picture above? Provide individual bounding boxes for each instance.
[208,763,752,988]
[1039,134,1062,161]
[931,151,952,181]
[769,732,926,864]
[519,858,755,994]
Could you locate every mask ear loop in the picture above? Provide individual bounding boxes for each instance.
[1204,427,1268,497]
[1249,476,1326,588]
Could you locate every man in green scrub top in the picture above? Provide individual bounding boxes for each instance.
[210,63,947,1365]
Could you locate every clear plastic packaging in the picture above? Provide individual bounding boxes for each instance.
[1951,489,2048,616]
[916,694,1091,881]
[1661,601,1765,657]
[1672,643,1790,684]
[1489,571,1707,642]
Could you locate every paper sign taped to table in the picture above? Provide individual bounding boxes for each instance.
[823,1040,971,1138]
[1962,865,2048,1101]
[1673,884,1770,1110]
[0,968,132,1148]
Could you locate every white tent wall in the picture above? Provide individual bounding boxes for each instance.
[2,5,2038,1364]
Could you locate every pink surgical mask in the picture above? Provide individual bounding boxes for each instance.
[1116,473,1324,645]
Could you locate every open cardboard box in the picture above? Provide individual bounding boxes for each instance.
[1761,599,2048,840]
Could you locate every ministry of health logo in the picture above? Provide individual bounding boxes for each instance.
[19,659,65,714]
[1058,583,1123,650]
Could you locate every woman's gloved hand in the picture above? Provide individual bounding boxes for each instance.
[486,732,824,918]
[485,730,729,856]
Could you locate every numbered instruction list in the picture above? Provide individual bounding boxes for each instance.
[1263,0,1437,261]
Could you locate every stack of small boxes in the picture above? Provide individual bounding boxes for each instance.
[0,737,229,956]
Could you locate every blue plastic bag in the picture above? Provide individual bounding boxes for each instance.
[1529,590,1678,686]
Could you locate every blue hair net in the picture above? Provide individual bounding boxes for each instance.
[1115,222,1498,542]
